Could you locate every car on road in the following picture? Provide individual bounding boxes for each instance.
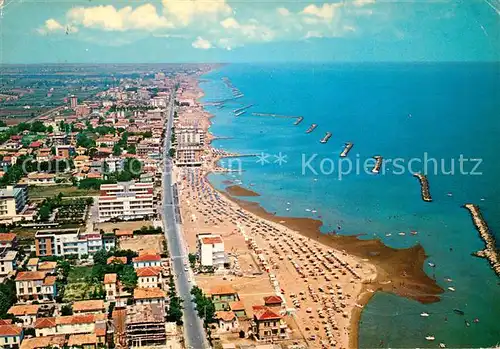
[184,266,189,272]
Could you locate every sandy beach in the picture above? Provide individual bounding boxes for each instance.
[173,75,443,348]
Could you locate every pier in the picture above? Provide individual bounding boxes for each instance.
[340,142,353,157]
[371,156,383,174]
[251,112,300,119]
[305,124,317,134]
[320,132,332,144]
[463,204,500,277]
[294,116,304,125]
[413,173,432,202]
[233,104,254,114]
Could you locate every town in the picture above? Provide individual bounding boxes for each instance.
[0,64,376,349]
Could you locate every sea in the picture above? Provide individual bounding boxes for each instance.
[199,63,500,348]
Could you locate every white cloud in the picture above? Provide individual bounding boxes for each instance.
[352,0,376,7]
[192,36,212,49]
[301,3,340,21]
[67,4,172,31]
[277,7,290,16]
[37,18,65,35]
[162,0,232,26]
[220,17,240,29]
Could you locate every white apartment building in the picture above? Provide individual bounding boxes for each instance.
[175,127,205,145]
[133,288,165,308]
[197,233,226,269]
[98,182,155,222]
[34,229,113,258]
[15,271,56,302]
[0,185,28,220]
[132,254,162,269]
[175,146,203,167]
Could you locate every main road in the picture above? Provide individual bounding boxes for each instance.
[162,93,209,349]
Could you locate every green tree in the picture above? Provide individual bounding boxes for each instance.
[120,266,137,292]
[61,304,73,316]
[30,121,46,133]
[112,143,122,156]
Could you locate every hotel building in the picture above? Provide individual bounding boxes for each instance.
[98,182,155,222]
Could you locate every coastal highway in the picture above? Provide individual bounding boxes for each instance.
[162,93,208,349]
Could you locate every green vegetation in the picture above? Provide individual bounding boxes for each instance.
[191,286,216,326]
[169,148,175,157]
[91,249,138,292]
[0,280,17,320]
[166,276,183,325]
[188,253,197,269]
[133,226,163,235]
[37,194,91,223]
[28,185,99,198]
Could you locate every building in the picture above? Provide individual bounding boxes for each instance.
[197,233,225,269]
[20,334,66,349]
[15,271,56,302]
[0,324,23,348]
[72,300,105,315]
[103,157,125,173]
[175,126,204,146]
[126,304,166,347]
[210,285,239,311]
[70,95,78,109]
[133,288,165,308]
[0,233,18,250]
[98,182,155,222]
[0,250,17,276]
[24,172,56,186]
[7,304,39,327]
[55,314,106,335]
[136,267,162,289]
[0,186,28,219]
[132,254,161,269]
[175,146,203,166]
[104,273,117,302]
[34,229,104,258]
[263,295,283,309]
[55,145,74,159]
[251,306,288,341]
[214,311,239,333]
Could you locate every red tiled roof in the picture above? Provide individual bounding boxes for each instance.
[34,317,56,329]
[67,334,98,346]
[72,300,105,313]
[43,276,57,286]
[0,325,22,336]
[56,314,103,326]
[133,254,161,262]
[133,287,165,300]
[209,285,237,296]
[263,295,283,305]
[0,320,12,325]
[0,233,16,242]
[253,307,282,321]
[8,304,39,316]
[21,335,66,349]
[107,256,127,265]
[104,273,117,284]
[201,236,223,244]
[229,301,245,311]
[15,271,46,281]
[215,311,236,322]
[136,266,162,277]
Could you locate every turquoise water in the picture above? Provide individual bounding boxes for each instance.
[200,63,500,348]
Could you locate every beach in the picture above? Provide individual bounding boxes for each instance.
[173,75,443,348]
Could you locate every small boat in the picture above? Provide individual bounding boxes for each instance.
[465,320,470,327]
[448,287,456,292]
[312,210,317,213]
[447,192,453,197]
[473,318,479,323]
[425,336,435,341]
[439,343,446,348]
[410,231,418,235]
[385,233,392,237]
[305,209,311,212]
[398,232,406,236]
[480,198,485,201]
[445,278,453,282]
[428,262,436,267]
[453,309,464,315]
[420,312,430,317]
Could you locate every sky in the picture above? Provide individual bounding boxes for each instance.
[0,0,499,63]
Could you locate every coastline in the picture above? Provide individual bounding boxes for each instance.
[178,72,442,348]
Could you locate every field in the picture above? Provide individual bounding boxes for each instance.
[63,266,101,302]
[28,185,99,198]
[118,234,164,255]
[96,220,154,232]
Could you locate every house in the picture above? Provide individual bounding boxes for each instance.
[0,250,17,277]
[20,334,66,349]
[132,254,161,269]
[104,274,117,302]
[7,304,39,327]
[55,145,74,159]
[210,285,239,311]
[36,148,52,162]
[37,261,57,274]
[133,287,165,308]
[263,295,283,309]
[67,333,99,349]
[0,186,28,220]
[0,233,17,249]
[15,271,56,302]
[73,155,90,171]
[55,314,105,335]
[107,256,127,265]
[24,172,56,186]
[136,267,162,289]
[251,306,288,341]
[26,258,39,272]
[214,311,239,333]
[0,324,23,348]
[197,233,226,269]
[229,300,247,318]
[34,317,57,337]
[72,300,105,315]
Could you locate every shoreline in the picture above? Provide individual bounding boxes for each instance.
[181,72,443,348]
